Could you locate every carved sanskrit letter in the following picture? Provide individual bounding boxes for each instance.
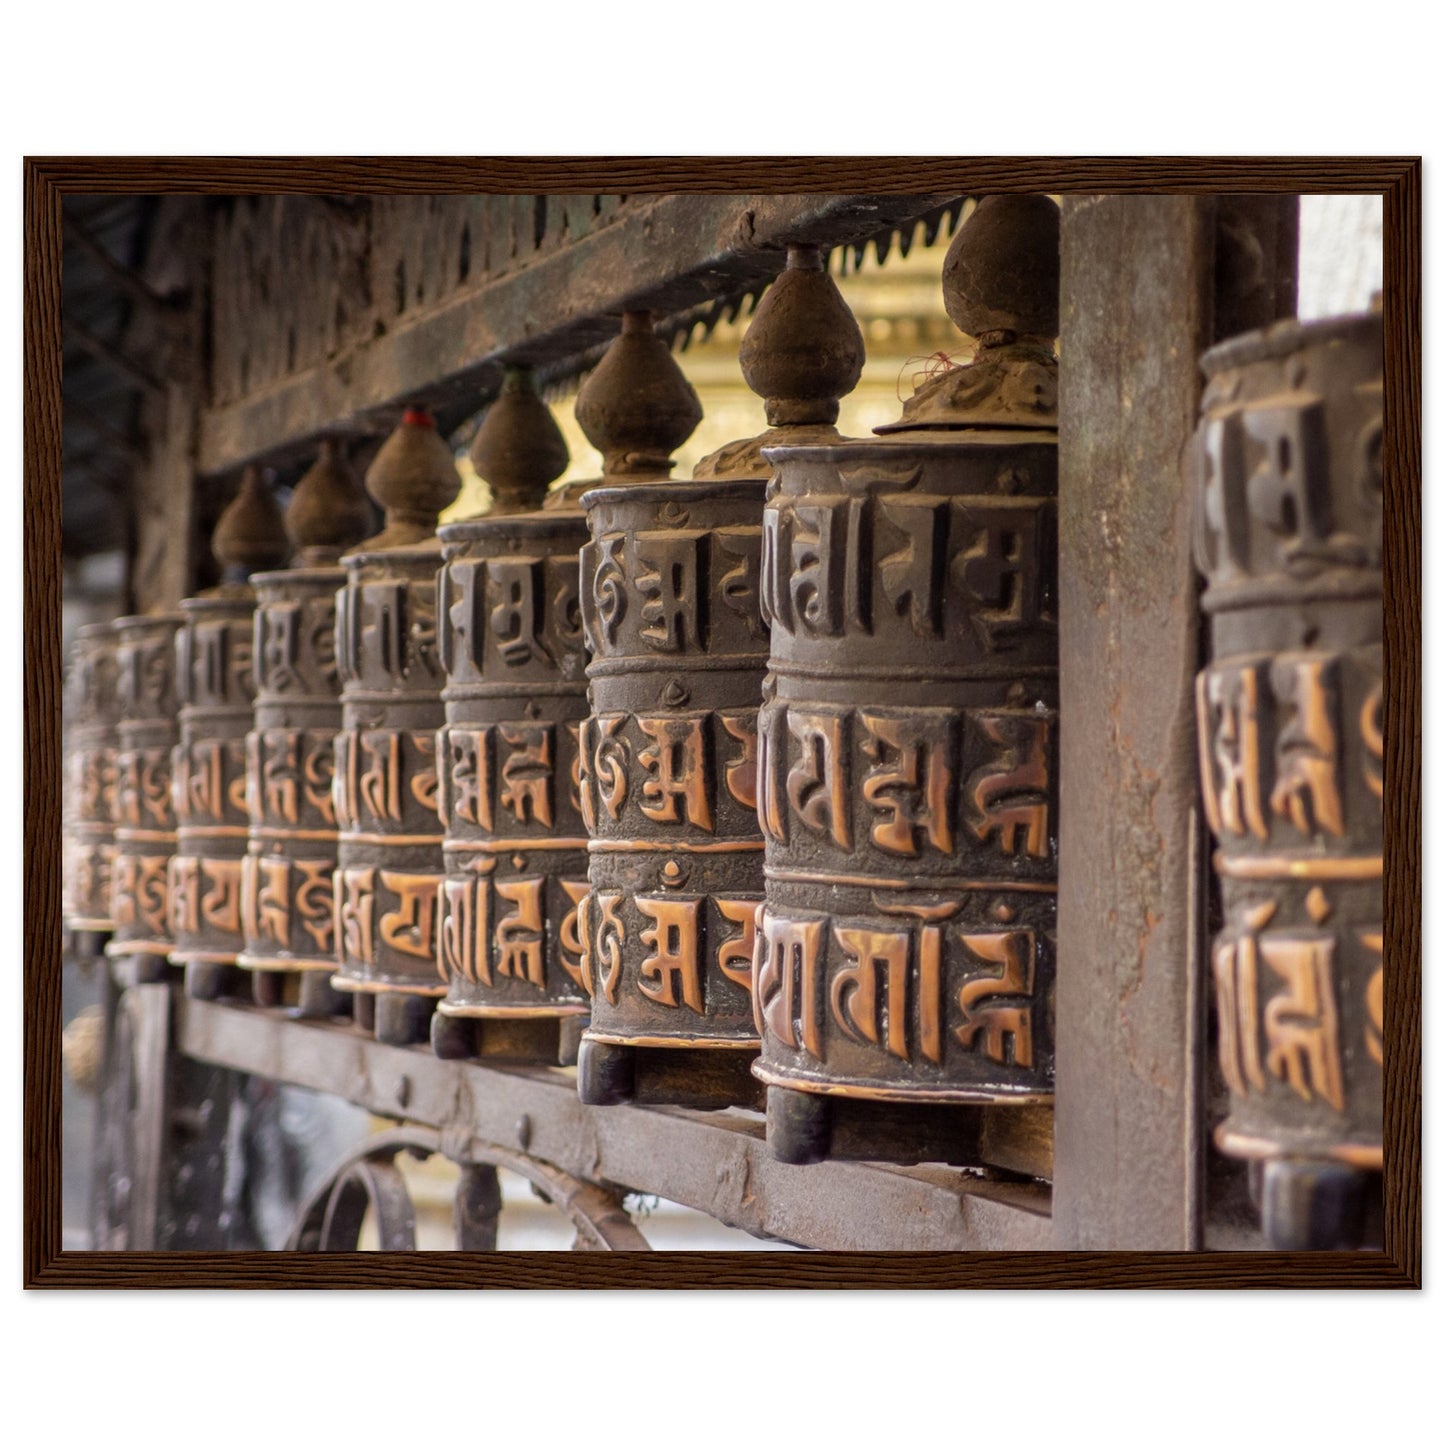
[637,716,713,829]
[488,557,542,666]
[187,740,226,823]
[140,749,172,827]
[591,534,628,649]
[499,724,554,828]
[592,715,630,820]
[636,896,703,1012]
[558,879,591,987]
[1361,682,1383,806]
[591,892,625,1006]
[759,507,790,632]
[860,710,955,856]
[1270,655,1344,838]
[358,731,402,823]
[263,730,300,826]
[956,931,1036,1067]
[953,503,1050,650]
[635,531,704,652]
[1363,930,1383,1066]
[831,924,912,1061]
[786,710,850,848]
[169,856,200,937]
[879,496,949,637]
[113,753,141,828]
[439,874,487,986]
[966,713,1050,858]
[302,733,336,825]
[714,898,759,993]
[1261,931,1345,1111]
[136,855,170,938]
[200,859,244,936]
[789,500,845,637]
[495,877,546,988]
[410,732,439,815]
[715,526,764,640]
[447,727,492,831]
[756,704,788,844]
[379,872,438,960]
[1242,400,1334,564]
[335,868,376,966]
[252,857,290,947]
[1197,666,1268,840]
[754,910,824,1058]
[110,854,138,929]
[294,859,334,954]
[719,711,759,812]
[1213,901,1273,1097]
[259,602,303,692]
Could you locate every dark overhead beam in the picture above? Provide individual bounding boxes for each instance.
[63,212,182,327]
[66,401,148,465]
[196,192,963,477]
[66,319,165,401]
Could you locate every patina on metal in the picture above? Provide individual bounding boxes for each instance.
[431,367,592,1066]
[238,439,372,1015]
[169,467,290,999]
[1193,308,1383,1249]
[331,407,460,1044]
[105,610,184,983]
[63,622,122,940]
[575,269,868,1111]
[753,196,1060,1166]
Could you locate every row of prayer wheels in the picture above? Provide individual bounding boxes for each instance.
[62,195,1383,1230]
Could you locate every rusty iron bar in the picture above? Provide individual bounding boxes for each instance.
[174,994,1051,1251]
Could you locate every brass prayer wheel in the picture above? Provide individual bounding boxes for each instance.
[105,611,184,981]
[575,265,865,1110]
[753,197,1061,1165]
[169,467,290,999]
[62,622,121,939]
[431,368,592,1065]
[331,407,460,1044]
[239,440,372,1013]
[1193,308,1383,1249]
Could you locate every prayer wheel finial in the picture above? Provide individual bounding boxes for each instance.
[740,244,865,428]
[212,465,290,582]
[362,406,463,549]
[883,195,1060,432]
[575,310,702,478]
[286,438,373,565]
[693,244,867,482]
[468,366,570,515]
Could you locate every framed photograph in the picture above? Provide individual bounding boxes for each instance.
[24,158,1420,1286]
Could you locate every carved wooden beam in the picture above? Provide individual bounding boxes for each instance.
[195,193,962,478]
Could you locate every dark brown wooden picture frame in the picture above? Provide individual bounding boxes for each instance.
[23,156,1421,1288]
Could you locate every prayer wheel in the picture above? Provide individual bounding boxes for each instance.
[575,260,866,1110]
[331,408,460,1044]
[1193,307,1384,1248]
[431,368,592,1065]
[62,622,121,943]
[170,467,290,999]
[105,610,184,982]
[754,197,1060,1166]
[239,440,372,1014]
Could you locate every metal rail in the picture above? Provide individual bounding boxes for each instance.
[175,993,1051,1251]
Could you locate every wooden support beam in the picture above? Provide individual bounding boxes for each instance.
[63,212,181,327]
[66,319,165,401]
[1053,195,1298,1250]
